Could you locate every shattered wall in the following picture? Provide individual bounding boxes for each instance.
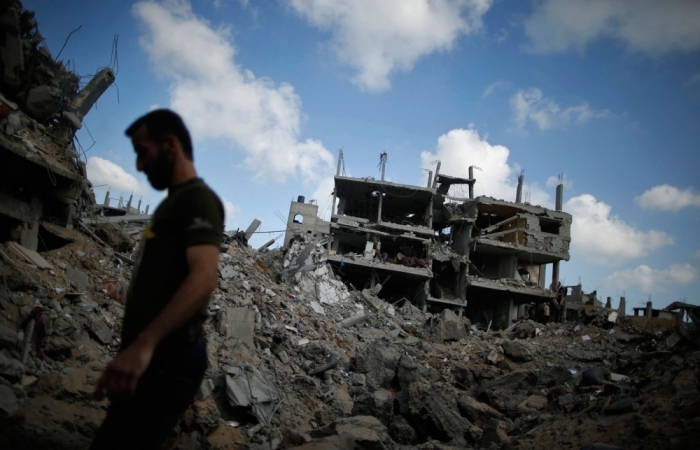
[0,0,114,252]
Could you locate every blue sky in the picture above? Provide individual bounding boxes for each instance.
[23,0,700,310]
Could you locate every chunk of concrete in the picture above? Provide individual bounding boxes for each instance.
[94,222,135,253]
[388,415,416,445]
[503,340,533,362]
[196,378,215,401]
[25,85,60,120]
[0,385,18,417]
[66,267,89,289]
[457,395,504,424]
[216,307,254,349]
[90,319,113,345]
[481,418,511,447]
[354,339,400,388]
[518,394,548,411]
[426,309,467,343]
[0,323,18,349]
[351,388,393,426]
[0,352,24,379]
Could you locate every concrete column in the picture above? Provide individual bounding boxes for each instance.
[432,161,441,188]
[426,170,433,188]
[646,301,653,318]
[70,68,115,120]
[468,166,475,199]
[103,190,110,206]
[328,149,342,251]
[618,297,626,316]
[516,171,524,204]
[137,199,142,214]
[551,261,560,291]
[605,297,612,309]
[66,204,76,230]
[556,183,564,212]
[380,153,387,181]
[452,223,471,256]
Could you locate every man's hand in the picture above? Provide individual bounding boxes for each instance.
[93,338,155,401]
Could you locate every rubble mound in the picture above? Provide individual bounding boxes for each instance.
[0,227,698,450]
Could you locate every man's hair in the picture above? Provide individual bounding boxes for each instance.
[125,109,194,161]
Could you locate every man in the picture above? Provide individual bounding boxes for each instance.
[91,109,224,449]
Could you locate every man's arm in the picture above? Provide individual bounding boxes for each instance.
[94,244,219,400]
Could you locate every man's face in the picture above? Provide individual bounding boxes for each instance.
[132,125,174,191]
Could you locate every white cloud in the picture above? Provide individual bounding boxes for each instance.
[684,73,700,87]
[603,264,698,294]
[420,125,551,206]
[634,184,700,212]
[133,0,334,183]
[287,0,492,92]
[482,80,508,98]
[546,174,573,190]
[221,198,240,230]
[523,0,700,55]
[635,185,700,212]
[511,88,611,131]
[565,194,674,266]
[86,156,149,195]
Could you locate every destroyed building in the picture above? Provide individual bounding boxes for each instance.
[287,151,571,329]
[0,1,114,252]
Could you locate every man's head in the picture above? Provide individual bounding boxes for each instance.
[126,109,194,190]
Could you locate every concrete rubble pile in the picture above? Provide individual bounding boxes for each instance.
[0,227,697,450]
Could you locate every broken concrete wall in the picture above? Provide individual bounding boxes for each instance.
[0,1,114,251]
[284,198,330,248]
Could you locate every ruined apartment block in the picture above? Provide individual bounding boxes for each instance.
[0,1,114,251]
[286,152,572,328]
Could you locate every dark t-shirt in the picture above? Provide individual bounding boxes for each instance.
[121,178,224,352]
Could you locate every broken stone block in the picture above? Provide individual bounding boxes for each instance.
[457,395,504,425]
[388,414,416,444]
[0,323,18,349]
[326,415,391,450]
[351,388,393,425]
[66,267,89,289]
[216,307,254,349]
[339,312,366,328]
[518,394,548,411]
[89,319,113,345]
[94,223,135,253]
[25,85,60,120]
[426,309,466,343]
[219,265,237,280]
[408,386,471,447]
[480,418,511,447]
[354,339,400,388]
[0,384,18,417]
[503,340,533,362]
[0,352,24,379]
[476,370,537,411]
[486,347,503,364]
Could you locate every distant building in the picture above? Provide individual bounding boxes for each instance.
[286,152,572,328]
